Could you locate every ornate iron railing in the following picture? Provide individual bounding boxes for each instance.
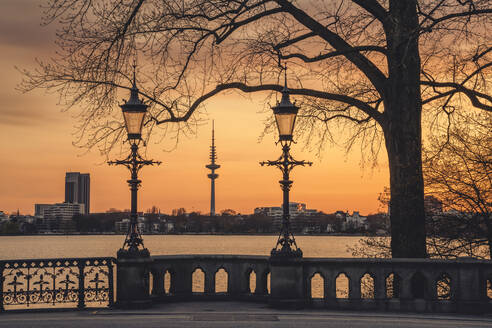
[0,257,115,311]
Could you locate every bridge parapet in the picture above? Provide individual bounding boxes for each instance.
[150,255,270,302]
[2,255,492,313]
[150,255,492,313]
[302,257,492,313]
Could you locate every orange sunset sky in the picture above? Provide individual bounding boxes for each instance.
[0,0,388,216]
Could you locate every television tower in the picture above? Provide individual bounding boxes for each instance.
[206,121,220,215]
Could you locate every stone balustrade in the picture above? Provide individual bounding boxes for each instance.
[2,255,492,313]
[149,255,270,302]
[302,257,492,313]
[149,255,492,313]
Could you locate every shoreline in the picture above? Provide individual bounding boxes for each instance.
[0,232,386,237]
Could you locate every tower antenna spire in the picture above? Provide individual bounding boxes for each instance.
[206,120,220,215]
[210,120,216,164]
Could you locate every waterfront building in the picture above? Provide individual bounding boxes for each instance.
[254,202,320,231]
[34,204,52,217]
[115,218,130,233]
[65,172,90,215]
[32,203,84,233]
[343,211,369,230]
[43,202,85,220]
[115,216,147,234]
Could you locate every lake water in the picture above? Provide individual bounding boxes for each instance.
[0,235,364,259]
[0,235,370,307]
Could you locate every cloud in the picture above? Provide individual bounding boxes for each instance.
[0,0,57,49]
[0,93,61,127]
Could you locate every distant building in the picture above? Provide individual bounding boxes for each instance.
[343,211,368,231]
[115,218,130,233]
[43,202,85,220]
[32,203,84,233]
[161,219,175,233]
[254,202,320,231]
[335,211,346,220]
[65,172,90,215]
[254,206,282,218]
[137,217,146,233]
[115,216,147,234]
[326,224,336,233]
[34,204,52,217]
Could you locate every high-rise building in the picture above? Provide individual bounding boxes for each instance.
[205,121,220,216]
[65,172,90,215]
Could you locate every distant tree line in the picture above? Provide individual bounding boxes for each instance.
[1,208,389,235]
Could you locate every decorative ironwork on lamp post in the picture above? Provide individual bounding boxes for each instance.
[261,68,312,258]
[109,69,161,259]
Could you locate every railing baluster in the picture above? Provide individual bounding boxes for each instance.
[0,262,4,312]
[107,259,114,307]
[26,266,31,307]
[77,261,85,309]
[52,265,56,306]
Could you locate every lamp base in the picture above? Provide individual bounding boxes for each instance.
[271,247,303,258]
[269,256,305,309]
[116,250,153,309]
[117,247,150,259]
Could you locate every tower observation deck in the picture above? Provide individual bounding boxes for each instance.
[206,121,220,216]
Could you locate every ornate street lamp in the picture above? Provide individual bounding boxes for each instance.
[261,69,312,258]
[109,70,161,259]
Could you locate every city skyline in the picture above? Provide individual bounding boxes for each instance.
[0,0,388,216]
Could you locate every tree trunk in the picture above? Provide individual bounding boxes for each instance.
[384,115,427,258]
[383,0,427,258]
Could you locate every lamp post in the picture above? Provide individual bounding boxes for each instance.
[109,71,161,259]
[261,69,312,258]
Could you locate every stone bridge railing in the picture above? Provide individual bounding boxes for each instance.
[2,255,492,314]
[148,255,492,313]
[149,255,270,302]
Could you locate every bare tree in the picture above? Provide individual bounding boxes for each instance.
[351,112,492,259]
[424,112,492,258]
[20,0,492,258]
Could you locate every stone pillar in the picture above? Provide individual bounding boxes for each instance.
[228,263,243,297]
[151,269,164,297]
[269,257,305,309]
[256,269,268,295]
[456,257,484,314]
[172,264,192,299]
[116,256,153,309]
[205,270,214,295]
